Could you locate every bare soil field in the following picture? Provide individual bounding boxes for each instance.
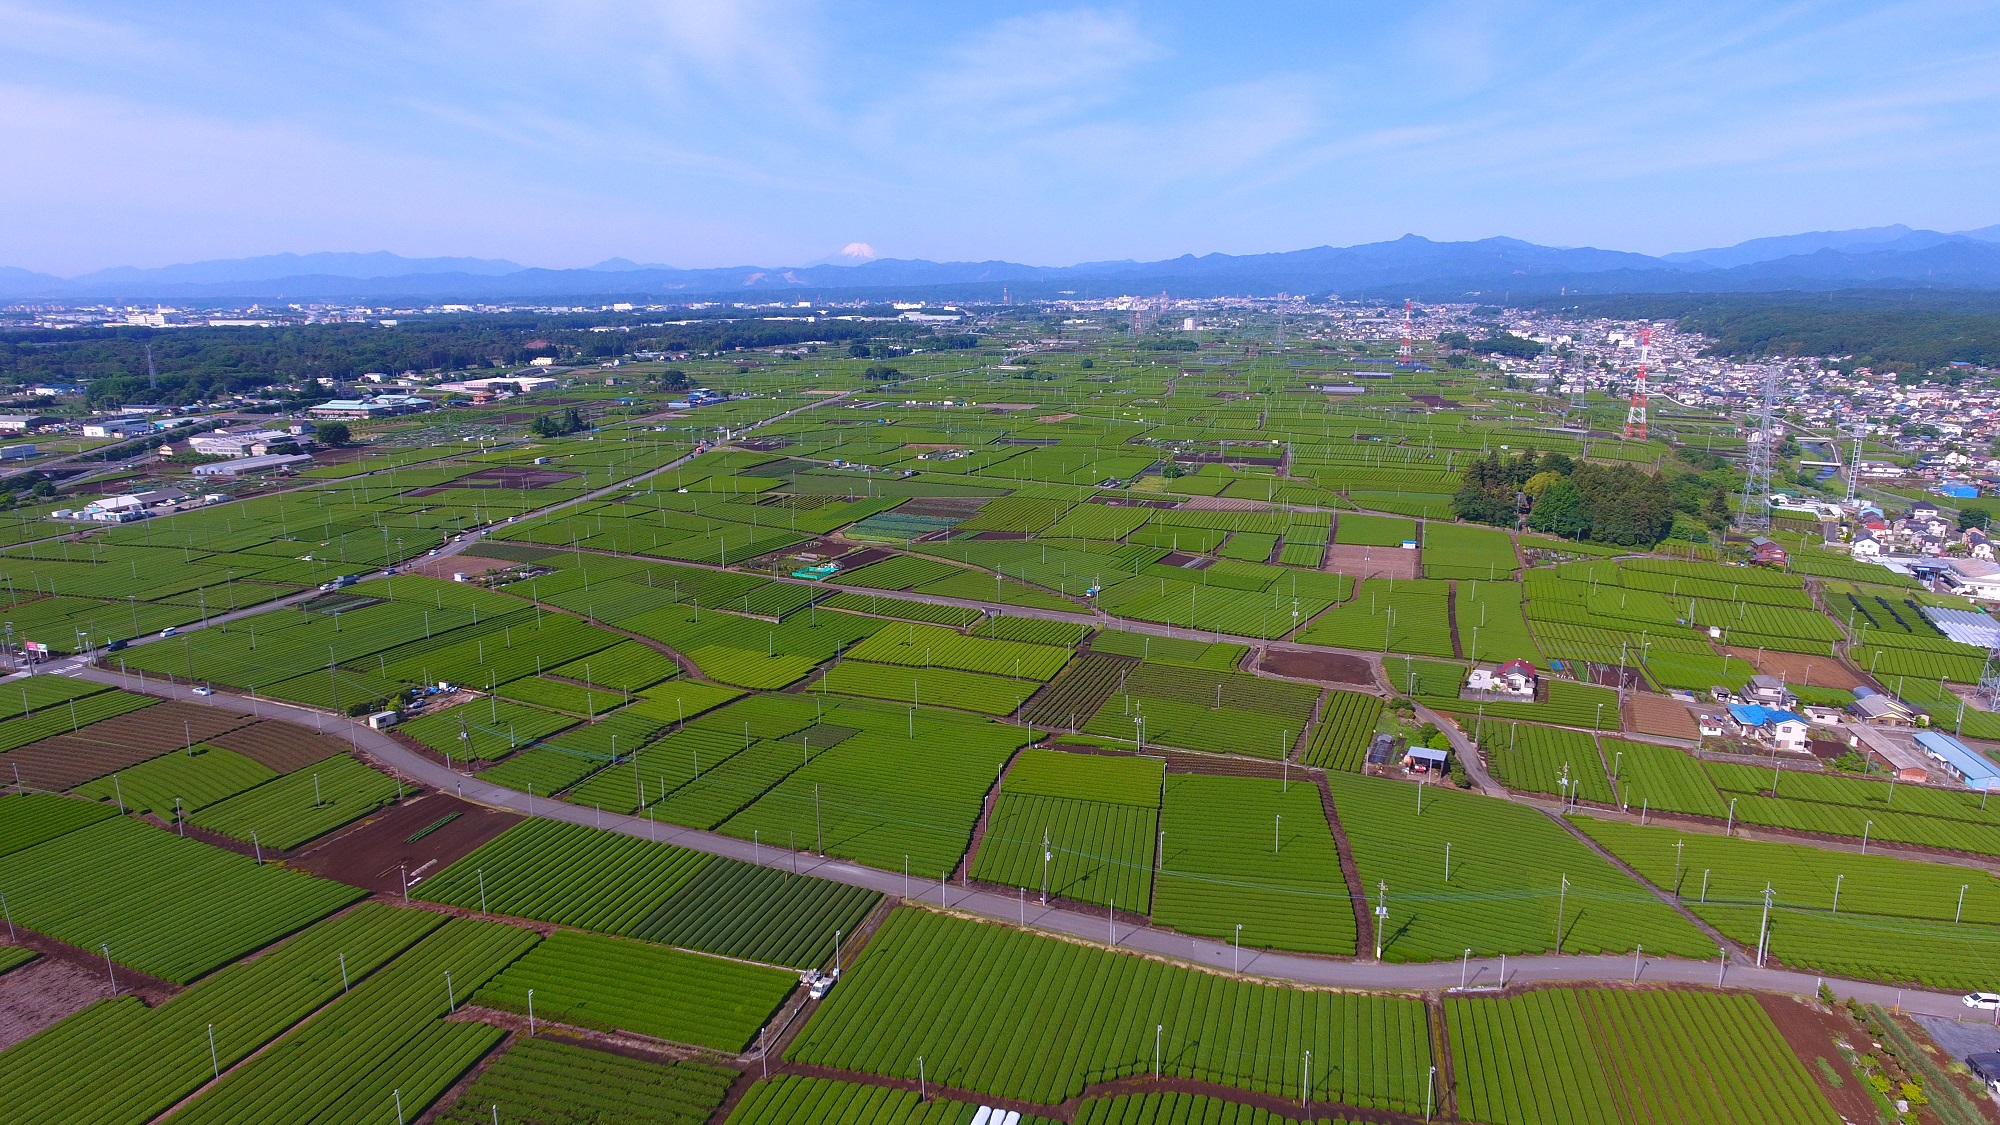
[1260,648,1376,687]
[290,792,520,894]
[1321,543,1420,580]
[1625,692,1701,740]
[1722,647,1864,690]
[1755,993,1882,1125]
[209,719,358,773]
[6,701,257,790]
[408,465,580,495]
[0,955,108,1050]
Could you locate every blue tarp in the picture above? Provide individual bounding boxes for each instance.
[1728,703,1805,727]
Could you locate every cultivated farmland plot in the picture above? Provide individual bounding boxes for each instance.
[0,814,363,983]
[417,818,712,934]
[786,909,1434,1110]
[1325,772,1710,961]
[718,704,1033,877]
[1477,721,1613,804]
[193,753,404,850]
[631,859,881,969]
[1153,774,1356,955]
[1304,690,1383,771]
[167,917,534,1125]
[476,930,796,1051]
[1447,987,1840,1125]
[726,1075,1059,1125]
[0,903,443,1125]
[971,792,1157,910]
[0,791,119,857]
[1577,817,2000,989]
[1422,523,1518,581]
[74,746,277,816]
[434,1039,736,1125]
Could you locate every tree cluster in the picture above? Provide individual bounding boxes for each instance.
[1454,447,1729,547]
[1474,333,1544,359]
[530,406,588,437]
[1452,449,1573,526]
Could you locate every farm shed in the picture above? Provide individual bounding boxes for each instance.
[1846,722,1929,782]
[1914,730,2000,791]
[1403,745,1448,773]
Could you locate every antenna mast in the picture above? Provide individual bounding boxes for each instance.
[145,344,157,391]
[1622,327,1650,439]
[1738,365,1778,532]
[1396,300,1415,367]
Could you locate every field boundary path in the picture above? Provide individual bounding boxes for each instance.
[60,663,1981,1020]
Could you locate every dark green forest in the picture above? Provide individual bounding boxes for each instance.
[1539,290,2000,372]
[0,315,975,407]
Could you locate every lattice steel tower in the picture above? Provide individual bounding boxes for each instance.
[1622,327,1650,439]
[1395,300,1415,367]
[1738,366,1778,531]
[1844,422,1866,505]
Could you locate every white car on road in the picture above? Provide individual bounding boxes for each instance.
[1964,992,2000,1010]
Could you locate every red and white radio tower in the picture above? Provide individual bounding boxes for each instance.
[1623,327,1651,439]
[1396,299,1415,366]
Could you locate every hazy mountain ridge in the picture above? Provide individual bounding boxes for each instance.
[8,226,2000,303]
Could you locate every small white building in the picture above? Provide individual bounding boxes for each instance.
[188,429,297,458]
[81,417,154,439]
[1465,659,1537,698]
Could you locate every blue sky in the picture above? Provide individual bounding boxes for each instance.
[5,1,1999,273]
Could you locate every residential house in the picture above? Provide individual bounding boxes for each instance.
[1848,686,1920,727]
[1748,536,1788,565]
[1466,659,1537,698]
[1743,674,1798,710]
[1727,703,1810,751]
[1851,529,1882,557]
[1967,528,1995,560]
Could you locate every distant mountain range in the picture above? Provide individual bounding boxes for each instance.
[7,226,2000,304]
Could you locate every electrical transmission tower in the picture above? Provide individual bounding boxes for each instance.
[1622,327,1650,439]
[1844,422,1866,505]
[1395,300,1415,367]
[1738,366,1778,532]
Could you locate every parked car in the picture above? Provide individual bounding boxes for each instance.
[1964,992,2000,1010]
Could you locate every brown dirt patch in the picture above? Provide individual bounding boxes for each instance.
[1321,543,1419,580]
[209,719,360,773]
[407,465,581,495]
[1260,649,1376,687]
[0,954,110,1049]
[1036,413,1078,423]
[399,555,513,581]
[1625,693,1701,740]
[1722,648,1863,690]
[1755,992,1879,1125]
[289,792,520,894]
[4,700,256,789]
